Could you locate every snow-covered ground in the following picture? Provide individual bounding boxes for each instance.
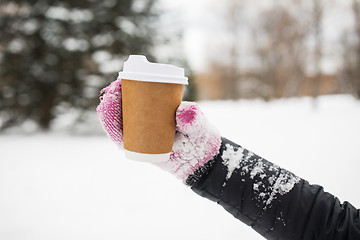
[1,95,360,240]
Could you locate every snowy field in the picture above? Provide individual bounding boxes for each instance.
[1,95,360,240]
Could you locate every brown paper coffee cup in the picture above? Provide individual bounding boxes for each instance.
[118,55,188,163]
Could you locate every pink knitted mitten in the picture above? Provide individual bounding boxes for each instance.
[96,78,221,182]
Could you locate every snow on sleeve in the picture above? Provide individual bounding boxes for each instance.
[221,143,245,181]
[221,143,300,208]
[265,169,300,207]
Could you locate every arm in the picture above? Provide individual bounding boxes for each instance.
[187,137,360,240]
[97,79,360,240]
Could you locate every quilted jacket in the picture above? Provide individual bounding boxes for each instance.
[186,138,360,240]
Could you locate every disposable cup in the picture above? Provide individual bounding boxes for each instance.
[118,55,188,163]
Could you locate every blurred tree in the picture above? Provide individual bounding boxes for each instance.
[251,5,307,100]
[0,0,160,130]
[341,0,360,99]
[208,0,244,100]
[182,68,197,102]
[222,0,243,100]
[351,0,360,98]
[311,0,324,100]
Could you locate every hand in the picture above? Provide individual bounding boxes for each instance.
[96,79,221,182]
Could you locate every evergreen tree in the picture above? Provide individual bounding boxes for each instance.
[0,0,159,130]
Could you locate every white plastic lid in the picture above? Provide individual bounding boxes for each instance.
[118,55,188,85]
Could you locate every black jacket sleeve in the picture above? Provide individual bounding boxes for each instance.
[186,138,360,240]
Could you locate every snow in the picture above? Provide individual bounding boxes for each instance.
[161,102,221,180]
[1,95,360,240]
[221,143,300,208]
[221,143,245,182]
[265,170,300,207]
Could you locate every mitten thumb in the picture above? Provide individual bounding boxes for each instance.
[155,101,222,182]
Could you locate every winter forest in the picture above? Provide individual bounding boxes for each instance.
[1,0,360,131]
[1,0,360,240]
